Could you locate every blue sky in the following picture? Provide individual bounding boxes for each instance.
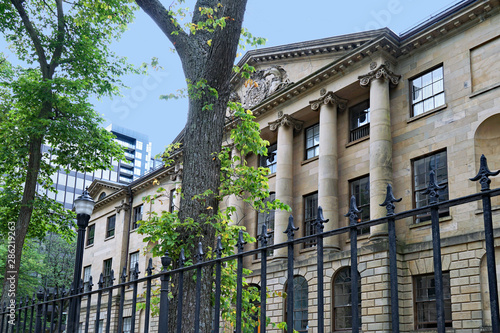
[2,0,460,156]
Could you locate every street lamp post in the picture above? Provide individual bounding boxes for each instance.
[67,189,95,333]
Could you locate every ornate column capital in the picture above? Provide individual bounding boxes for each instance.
[115,201,130,213]
[309,89,347,111]
[358,61,401,87]
[269,111,304,132]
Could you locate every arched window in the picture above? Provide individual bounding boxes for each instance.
[333,267,361,331]
[98,191,106,200]
[284,275,308,332]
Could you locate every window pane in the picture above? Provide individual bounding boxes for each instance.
[434,92,445,108]
[424,98,434,112]
[414,102,424,116]
[411,66,445,117]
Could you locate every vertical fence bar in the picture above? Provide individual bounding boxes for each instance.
[213,238,223,333]
[424,170,446,333]
[41,291,48,333]
[236,230,247,333]
[22,297,28,333]
[117,268,127,333]
[345,196,360,333]
[381,184,402,333]
[57,287,66,333]
[144,259,154,333]
[471,154,500,331]
[159,252,172,333]
[105,270,115,333]
[194,243,204,333]
[284,216,298,333]
[84,278,93,333]
[29,294,35,333]
[15,299,21,333]
[48,290,55,333]
[34,290,43,333]
[0,303,5,333]
[94,274,104,333]
[258,224,271,333]
[176,249,186,333]
[130,265,139,333]
[314,207,328,333]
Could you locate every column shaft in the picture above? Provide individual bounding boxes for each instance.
[228,147,245,225]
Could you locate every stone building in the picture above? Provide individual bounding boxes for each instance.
[83,0,500,332]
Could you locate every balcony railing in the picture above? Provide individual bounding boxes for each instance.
[350,124,370,142]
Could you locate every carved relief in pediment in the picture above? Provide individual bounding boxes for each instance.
[240,66,292,109]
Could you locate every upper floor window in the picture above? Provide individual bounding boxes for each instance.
[304,192,318,247]
[87,224,95,246]
[103,258,113,288]
[106,215,116,238]
[414,272,452,329]
[333,267,361,331]
[123,317,132,333]
[260,143,277,174]
[349,175,370,236]
[349,100,370,142]
[305,124,319,160]
[83,265,91,292]
[413,150,449,223]
[257,192,275,256]
[98,192,106,200]
[129,251,140,281]
[411,66,445,117]
[284,276,308,332]
[132,205,143,230]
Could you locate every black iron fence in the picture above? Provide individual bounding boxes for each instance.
[1,154,500,333]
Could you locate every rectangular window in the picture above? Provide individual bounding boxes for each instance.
[123,317,132,333]
[349,100,370,142]
[260,143,277,174]
[349,176,370,235]
[411,66,445,117]
[129,251,140,281]
[83,266,91,292]
[132,205,143,230]
[169,189,176,213]
[106,215,116,238]
[305,124,319,160]
[103,258,113,288]
[257,193,275,256]
[304,192,318,247]
[414,272,452,329]
[87,224,95,246]
[413,150,449,223]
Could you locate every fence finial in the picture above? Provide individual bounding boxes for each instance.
[120,266,127,283]
[284,215,299,241]
[98,273,104,289]
[179,248,186,267]
[195,242,204,263]
[423,170,446,204]
[471,154,500,191]
[61,285,66,297]
[345,195,361,226]
[146,258,154,276]
[237,230,247,253]
[215,235,223,259]
[88,275,93,292]
[258,223,271,247]
[380,183,402,216]
[132,263,140,280]
[313,206,329,234]
[161,250,172,271]
[79,279,84,293]
[37,287,44,301]
[109,269,115,286]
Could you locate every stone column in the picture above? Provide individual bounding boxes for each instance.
[269,112,303,257]
[169,163,183,210]
[228,146,245,225]
[359,61,400,239]
[309,90,347,250]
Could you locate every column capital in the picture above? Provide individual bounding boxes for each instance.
[309,89,348,111]
[269,111,304,132]
[358,61,401,88]
[115,201,130,213]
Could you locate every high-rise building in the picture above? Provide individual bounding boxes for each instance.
[38,125,162,210]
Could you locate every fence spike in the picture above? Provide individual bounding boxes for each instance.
[471,154,500,191]
[79,279,84,293]
[146,258,154,276]
[120,266,127,283]
[25,295,30,305]
[37,287,44,301]
[179,248,186,268]
[61,285,66,297]
[237,229,247,253]
[98,273,104,289]
[88,275,93,291]
[215,235,223,259]
[284,215,299,241]
[257,223,271,247]
[161,250,172,271]
[109,269,115,286]
[313,206,329,234]
[423,170,446,204]
[345,195,361,226]
[19,298,23,307]
[133,263,140,280]
[195,242,204,263]
[380,183,402,216]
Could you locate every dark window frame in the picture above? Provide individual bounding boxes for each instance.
[332,267,361,331]
[304,123,320,160]
[256,192,276,257]
[259,143,277,174]
[106,215,116,238]
[303,192,318,248]
[132,205,143,230]
[129,251,140,281]
[284,275,308,333]
[349,100,370,142]
[103,258,113,288]
[413,272,452,329]
[412,150,449,223]
[83,265,91,292]
[86,224,95,246]
[410,64,445,117]
[349,175,370,236]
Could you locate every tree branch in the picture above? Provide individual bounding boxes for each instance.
[10,0,49,78]
[49,0,65,76]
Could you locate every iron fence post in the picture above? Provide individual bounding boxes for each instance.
[257,224,272,333]
[213,238,223,333]
[284,216,298,333]
[236,230,247,333]
[345,196,360,333]
[144,258,154,333]
[313,206,328,333]
[158,252,172,333]
[176,249,186,333]
[34,289,44,333]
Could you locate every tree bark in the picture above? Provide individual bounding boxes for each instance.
[135,1,248,331]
